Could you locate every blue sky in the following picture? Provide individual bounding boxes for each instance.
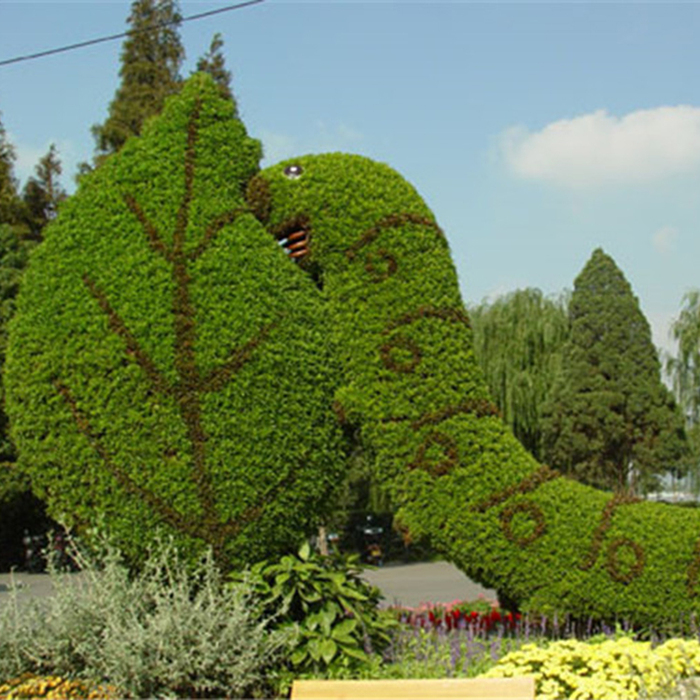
[1,1,700,358]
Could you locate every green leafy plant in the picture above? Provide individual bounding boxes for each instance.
[237,542,396,676]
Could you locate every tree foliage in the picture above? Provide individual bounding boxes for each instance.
[469,288,569,460]
[542,248,687,493]
[195,33,234,104]
[666,289,700,491]
[91,0,185,163]
[21,144,67,240]
[667,289,700,426]
[0,114,23,226]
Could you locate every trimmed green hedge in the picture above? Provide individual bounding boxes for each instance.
[5,75,346,568]
[252,153,700,628]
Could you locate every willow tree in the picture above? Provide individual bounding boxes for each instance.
[667,290,700,488]
[469,288,569,460]
[542,249,687,493]
[668,290,700,425]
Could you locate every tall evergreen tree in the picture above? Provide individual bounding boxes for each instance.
[0,114,23,226]
[22,144,67,240]
[91,0,184,163]
[542,248,687,493]
[469,288,569,460]
[195,33,235,104]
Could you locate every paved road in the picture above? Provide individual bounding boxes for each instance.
[362,561,497,608]
[0,571,64,603]
[0,561,497,609]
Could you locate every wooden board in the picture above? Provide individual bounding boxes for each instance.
[290,677,536,699]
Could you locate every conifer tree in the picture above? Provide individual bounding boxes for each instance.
[22,144,67,240]
[470,288,569,460]
[195,33,235,104]
[91,0,184,163]
[0,115,23,226]
[542,248,687,493]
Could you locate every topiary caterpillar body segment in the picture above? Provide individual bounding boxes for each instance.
[5,76,346,568]
[251,153,700,626]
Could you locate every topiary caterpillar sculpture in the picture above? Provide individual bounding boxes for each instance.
[249,153,700,628]
[4,75,346,568]
[7,73,700,627]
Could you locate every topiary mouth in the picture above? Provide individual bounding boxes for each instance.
[245,175,311,262]
[270,214,311,261]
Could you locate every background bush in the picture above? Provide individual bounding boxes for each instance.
[0,538,287,699]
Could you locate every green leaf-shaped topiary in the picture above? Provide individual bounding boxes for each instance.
[5,75,346,568]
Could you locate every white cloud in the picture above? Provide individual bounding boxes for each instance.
[501,106,700,189]
[652,225,678,255]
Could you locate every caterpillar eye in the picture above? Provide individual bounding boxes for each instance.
[283,164,303,179]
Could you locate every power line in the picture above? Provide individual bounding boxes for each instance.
[0,0,266,68]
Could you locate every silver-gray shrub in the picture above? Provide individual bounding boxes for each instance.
[0,538,288,698]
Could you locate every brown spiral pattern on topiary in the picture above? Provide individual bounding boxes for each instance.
[383,305,471,333]
[687,538,700,597]
[606,537,645,583]
[471,465,561,514]
[365,249,398,282]
[380,335,422,373]
[345,213,444,261]
[407,431,459,477]
[411,398,501,429]
[579,492,640,572]
[500,500,547,547]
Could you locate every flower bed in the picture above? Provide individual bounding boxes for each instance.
[391,598,522,634]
